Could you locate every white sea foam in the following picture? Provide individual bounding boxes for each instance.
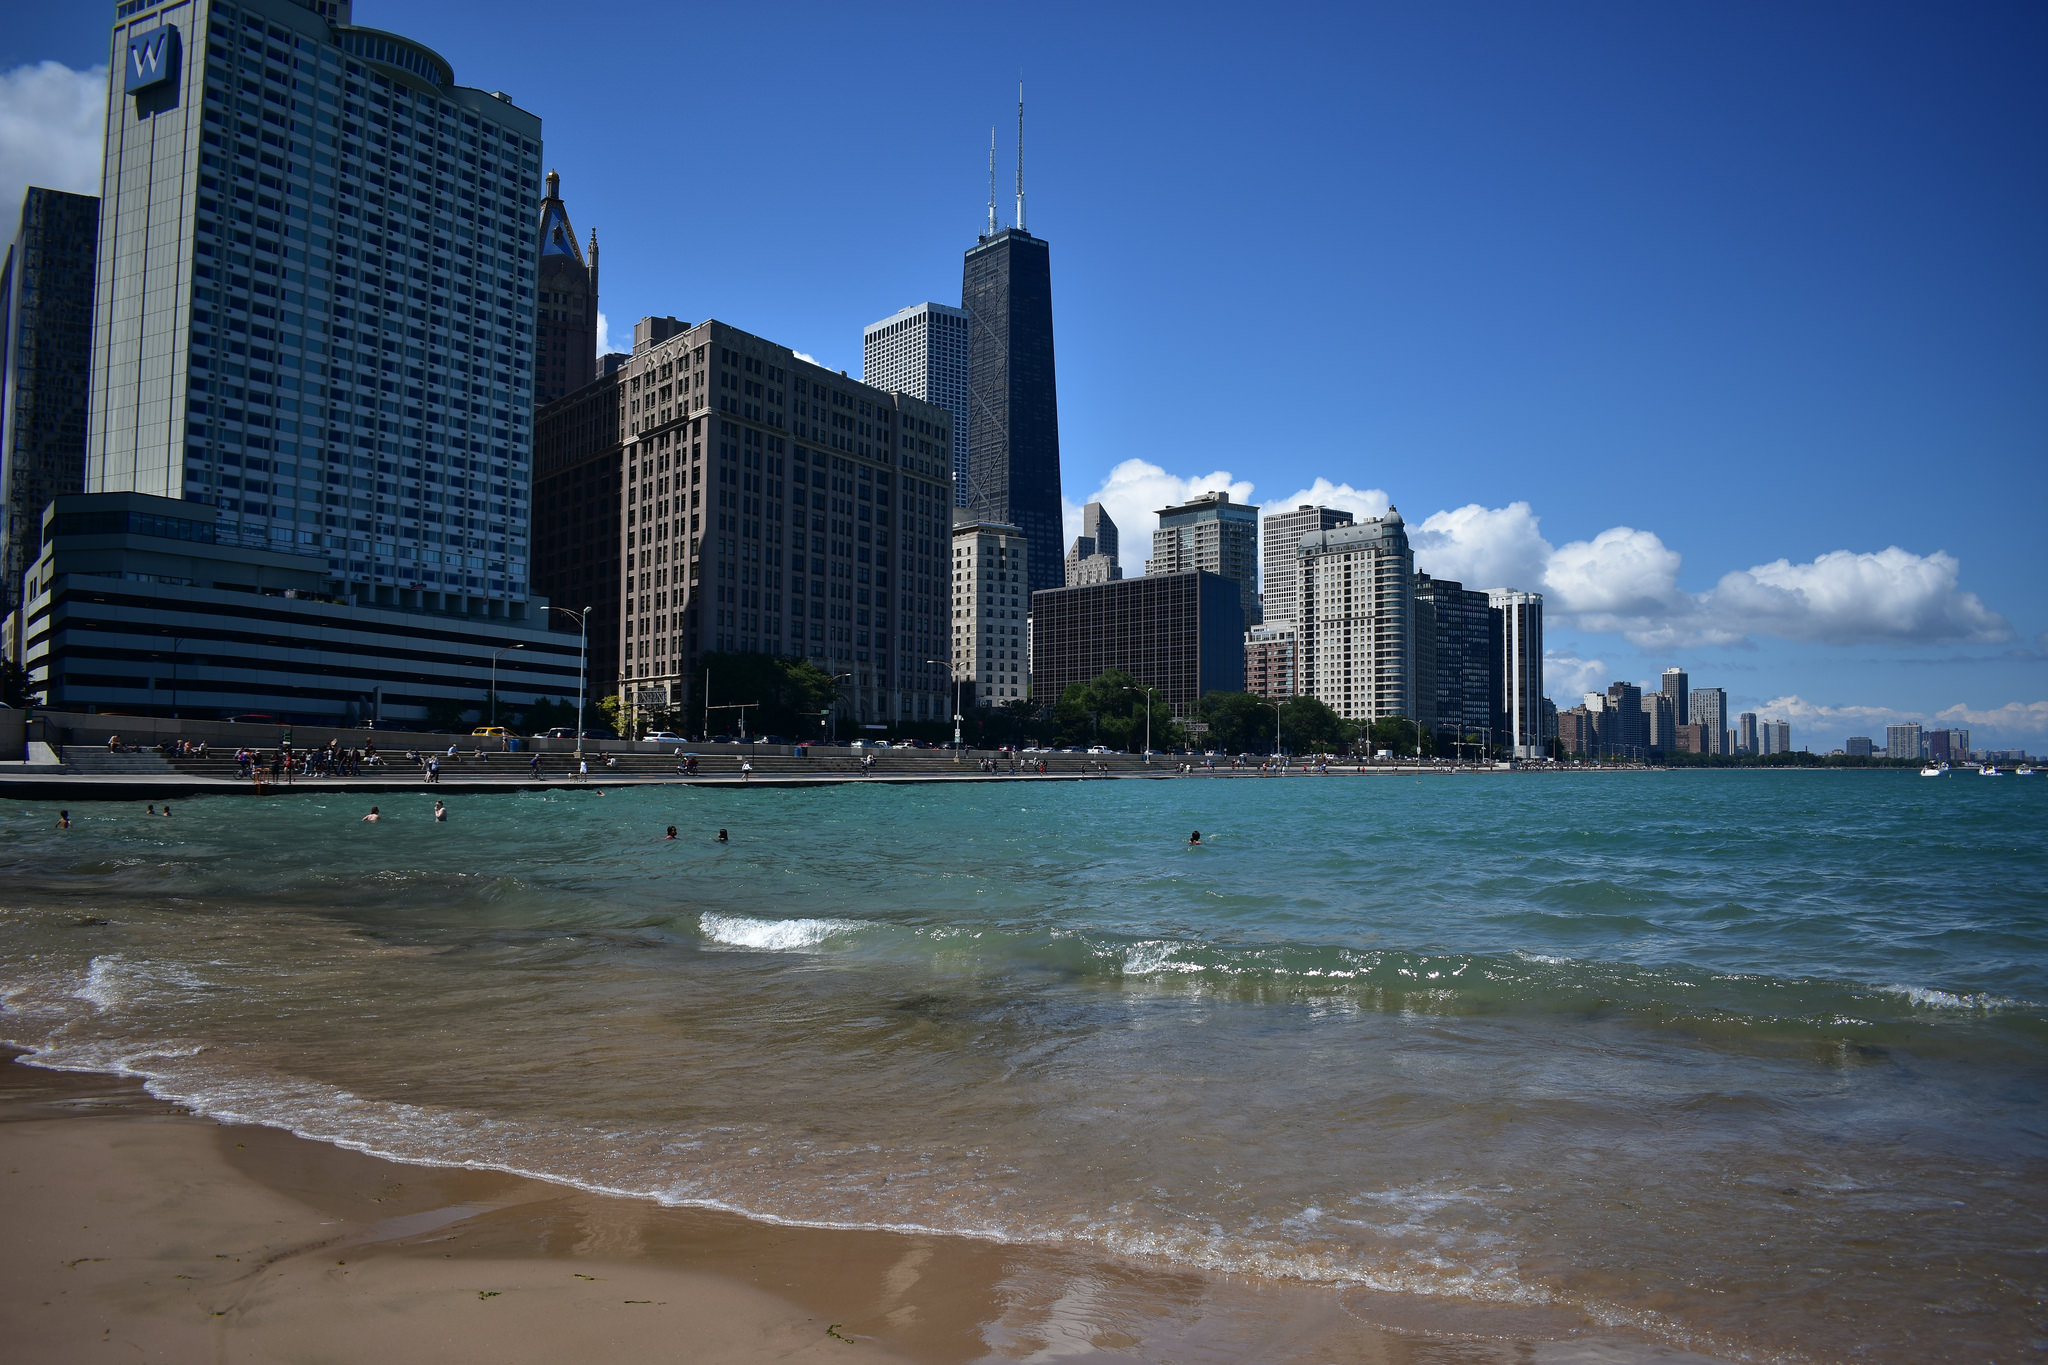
[1119,940,1203,975]
[70,954,210,1013]
[1879,984,2032,1013]
[698,913,865,951]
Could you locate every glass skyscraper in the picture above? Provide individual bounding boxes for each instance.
[1,188,100,616]
[962,227,1063,600]
[90,0,541,613]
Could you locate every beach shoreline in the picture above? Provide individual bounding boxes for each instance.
[0,1051,1746,1363]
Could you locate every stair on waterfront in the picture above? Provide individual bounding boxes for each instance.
[158,747,1141,783]
[60,747,179,775]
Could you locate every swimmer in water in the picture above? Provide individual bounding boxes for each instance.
[162,805,172,817]
[433,800,446,822]
[664,826,677,840]
[361,806,381,822]
[716,828,729,843]
[57,810,71,829]
[1188,830,1203,846]
[146,804,157,816]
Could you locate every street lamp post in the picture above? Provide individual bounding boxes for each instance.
[544,606,592,761]
[829,672,852,743]
[1273,696,1283,759]
[926,660,964,761]
[489,644,523,730]
[1125,684,1156,763]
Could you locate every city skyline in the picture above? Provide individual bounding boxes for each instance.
[3,0,2042,749]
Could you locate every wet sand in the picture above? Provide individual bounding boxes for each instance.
[0,1055,1734,1363]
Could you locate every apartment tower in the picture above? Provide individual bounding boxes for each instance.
[952,516,1030,705]
[1294,510,1413,725]
[863,302,969,507]
[1150,490,1260,631]
[1261,504,1353,625]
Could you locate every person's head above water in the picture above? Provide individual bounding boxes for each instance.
[716,828,729,842]
[665,826,677,840]
[1189,830,1202,844]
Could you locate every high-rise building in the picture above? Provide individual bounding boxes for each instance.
[1413,572,1492,745]
[611,318,954,728]
[1760,719,1792,755]
[1064,499,1121,586]
[1661,667,1688,731]
[1490,590,1544,760]
[1261,504,1353,626]
[1030,570,1243,720]
[1886,722,1923,761]
[1845,735,1874,757]
[89,0,542,613]
[1737,712,1759,754]
[531,369,622,697]
[1641,689,1678,754]
[1689,687,1728,756]
[952,516,1030,706]
[962,207,1061,597]
[863,302,969,507]
[1295,511,1413,726]
[1926,728,1969,763]
[1558,705,1598,756]
[1,188,100,615]
[1243,622,1297,700]
[533,171,597,408]
[1605,682,1647,757]
[1149,490,1260,631]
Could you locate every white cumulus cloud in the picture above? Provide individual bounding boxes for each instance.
[1933,700,2048,735]
[0,62,106,235]
[1706,548,2006,647]
[1397,498,2006,649]
[1759,695,2048,746]
[1544,650,1611,700]
[1266,478,1391,525]
[1063,459,1253,569]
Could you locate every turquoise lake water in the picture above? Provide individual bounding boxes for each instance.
[2,770,2043,1360]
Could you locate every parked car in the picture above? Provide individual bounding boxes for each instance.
[644,731,685,743]
[540,726,619,741]
[471,726,517,740]
[228,713,279,725]
[1086,745,1112,755]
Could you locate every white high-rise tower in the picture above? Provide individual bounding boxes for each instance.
[863,303,970,507]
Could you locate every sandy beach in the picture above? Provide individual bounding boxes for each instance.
[0,1052,1751,1364]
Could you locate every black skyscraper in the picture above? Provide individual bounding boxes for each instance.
[962,226,1063,600]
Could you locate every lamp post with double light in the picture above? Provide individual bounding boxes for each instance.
[489,643,523,731]
[1125,684,1157,764]
[545,605,592,761]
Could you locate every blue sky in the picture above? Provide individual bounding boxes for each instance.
[5,1,2044,747]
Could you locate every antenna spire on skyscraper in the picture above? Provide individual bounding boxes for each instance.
[987,128,998,238]
[1015,80,1026,233]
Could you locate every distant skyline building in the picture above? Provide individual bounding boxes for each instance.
[1490,590,1544,760]
[1926,728,1969,763]
[1261,504,1353,626]
[1413,572,1491,745]
[1,187,99,616]
[1295,510,1414,726]
[1689,686,1728,756]
[533,170,597,407]
[1738,711,1760,754]
[1605,681,1648,757]
[863,302,969,507]
[89,0,544,613]
[1149,490,1260,631]
[1661,667,1689,732]
[1641,689,1678,754]
[1886,721,1923,761]
[1845,735,1874,757]
[952,516,1030,706]
[611,316,954,728]
[1064,499,1121,586]
[1030,570,1244,721]
[1761,718,1792,755]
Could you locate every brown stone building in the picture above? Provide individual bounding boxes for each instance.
[531,371,622,697]
[614,317,955,730]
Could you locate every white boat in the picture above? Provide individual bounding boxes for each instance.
[1980,765,2002,777]
[1919,765,1944,777]
[2016,766,2036,777]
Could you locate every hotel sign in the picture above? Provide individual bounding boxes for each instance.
[125,25,180,95]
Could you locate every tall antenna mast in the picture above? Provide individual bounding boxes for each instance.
[1015,80,1026,233]
[986,128,998,238]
